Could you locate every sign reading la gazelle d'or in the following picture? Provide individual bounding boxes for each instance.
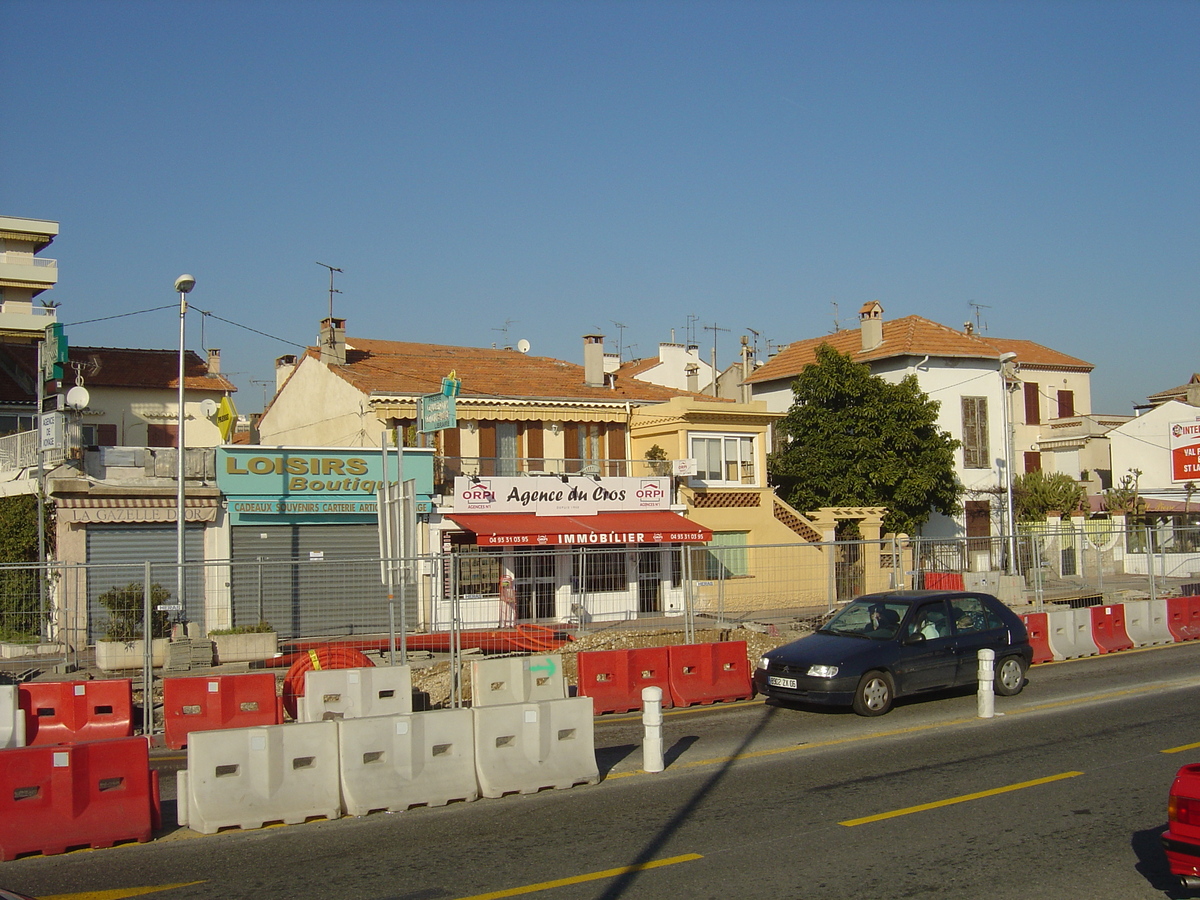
[453,475,671,516]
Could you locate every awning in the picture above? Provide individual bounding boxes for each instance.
[445,511,713,546]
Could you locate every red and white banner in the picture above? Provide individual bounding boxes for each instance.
[1169,421,1200,482]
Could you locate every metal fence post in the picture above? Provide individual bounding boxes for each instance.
[142,561,154,737]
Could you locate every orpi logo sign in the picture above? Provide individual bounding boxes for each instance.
[460,480,497,508]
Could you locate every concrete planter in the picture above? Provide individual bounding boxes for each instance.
[95,637,169,672]
[0,642,63,659]
[211,631,278,664]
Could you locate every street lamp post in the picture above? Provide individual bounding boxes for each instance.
[175,275,195,623]
[999,351,1017,573]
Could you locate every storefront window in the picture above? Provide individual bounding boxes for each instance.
[456,545,502,595]
[573,548,628,593]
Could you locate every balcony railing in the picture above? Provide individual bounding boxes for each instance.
[0,429,66,471]
[0,253,58,270]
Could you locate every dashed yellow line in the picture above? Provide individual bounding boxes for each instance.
[838,771,1084,827]
[451,853,703,899]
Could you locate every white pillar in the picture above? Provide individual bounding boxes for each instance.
[977,648,995,719]
[642,686,665,773]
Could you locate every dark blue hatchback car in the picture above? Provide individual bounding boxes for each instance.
[753,590,1033,716]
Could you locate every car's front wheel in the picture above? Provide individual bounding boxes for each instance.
[994,656,1027,696]
[852,671,894,716]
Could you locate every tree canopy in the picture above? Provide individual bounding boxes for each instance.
[769,344,962,535]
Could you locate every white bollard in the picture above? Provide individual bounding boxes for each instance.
[641,686,665,773]
[977,648,995,719]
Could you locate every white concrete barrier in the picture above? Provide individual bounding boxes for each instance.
[298,666,413,723]
[1045,607,1099,660]
[472,697,599,799]
[469,655,566,708]
[0,685,24,749]
[1123,599,1173,646]
[176,721,342,834]
[338,709,477,815]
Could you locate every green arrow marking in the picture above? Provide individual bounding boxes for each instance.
[529,657,557,677]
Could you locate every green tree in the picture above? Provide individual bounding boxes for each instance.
[768,344,962,535]
[1012,470,1086,521]
[0,494,51,641]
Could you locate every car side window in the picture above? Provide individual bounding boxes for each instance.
[951,597,993,635]
[907,602,950,640]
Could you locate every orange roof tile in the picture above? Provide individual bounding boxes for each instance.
[746,315,1091,384]
[0,345,236,401]
[317,338,699,404]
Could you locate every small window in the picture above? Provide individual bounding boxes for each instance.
[695,532,748,578]
[961,397,989,469]
[688,433,756,486]
[950,597,1000,635]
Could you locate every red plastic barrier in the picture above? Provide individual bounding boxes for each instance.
[1089,604,1135,654]
[1167,597,1200,642]
[162,673,283,750]
[19,680,134,746]
[281,647,375,719]
[0,736,156,860]
[1020,613,1054,664]
[923,572,965,591]
[576,648,672,715]
[667,641,753,708]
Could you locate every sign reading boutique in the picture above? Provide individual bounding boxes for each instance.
[219,447,433,525]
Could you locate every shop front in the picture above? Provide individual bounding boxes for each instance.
[438,475,712,627]
[217,446,434,639]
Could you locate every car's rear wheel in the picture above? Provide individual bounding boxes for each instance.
[852,671,894,716]
[994,656,1026,696]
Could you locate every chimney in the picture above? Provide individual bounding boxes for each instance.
[686,363,699,393]
[320,317,346,366]
[275,354,297,393]
[583,334,605,387]
[1188,375,1200,408]
[206,348,221,374]
[860,301,883,351]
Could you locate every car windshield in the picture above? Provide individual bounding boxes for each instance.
[819,599,910,640]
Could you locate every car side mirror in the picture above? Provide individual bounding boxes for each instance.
[902,632,925,645]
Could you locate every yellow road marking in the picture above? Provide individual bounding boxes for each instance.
[451,853,703,899]
[838,771,1083,827]
[1163,741,1200,754]
[40,884,204,900]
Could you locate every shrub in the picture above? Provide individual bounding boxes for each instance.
[208,621,273,636]
[97,582,171,641]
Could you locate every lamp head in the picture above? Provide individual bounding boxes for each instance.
[175,274,196,294]
[999,351,1017,364]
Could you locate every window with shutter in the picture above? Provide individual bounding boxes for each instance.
[961,397,989,469]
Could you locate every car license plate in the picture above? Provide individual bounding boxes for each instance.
[768,675,797,689]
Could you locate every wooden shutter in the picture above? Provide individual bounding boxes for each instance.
[477,421,496,476]
[961,397,989,469]
[1058,390,1075,418]
[524,424,544,471]
[97,424,117,446]
[1024,382,1040,425]
[1024,451,1042,473]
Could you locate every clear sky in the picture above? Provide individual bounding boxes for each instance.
[2,0,1196,414]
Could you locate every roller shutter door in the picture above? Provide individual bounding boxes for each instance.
[85,525,206,643]
[230,524,414,641]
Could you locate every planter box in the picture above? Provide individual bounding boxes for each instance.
[211,632,278,664]
[95,637,169,672]
[0,642,64,659]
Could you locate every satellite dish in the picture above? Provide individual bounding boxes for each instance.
[65,386,90,410]
[517,339,531,354]
[199,398,219,418]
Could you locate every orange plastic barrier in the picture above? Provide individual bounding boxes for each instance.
[1167,597,1200,642]
[162,673,283,750]
[281,646,375,719]
[1020,613,1055,664]
[923,572,965,591]
[667,641,753,708]
[576,648,672,715]
[1089,604,1134,654]
[19,680,134,746]
[0,736,156,860]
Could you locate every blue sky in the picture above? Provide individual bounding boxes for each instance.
[2,0,1196,414]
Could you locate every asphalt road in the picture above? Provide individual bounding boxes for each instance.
[6,642,1200,900]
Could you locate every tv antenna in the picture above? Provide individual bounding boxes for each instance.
[316,262,343,321]
[746,327,761,363]
[250,378,273,410]
[492,319,516,349]
[611,321,627,361]
[831,300,841,333]
[703,322,731,397]
[968,301,991,333]
[686,313,700,347]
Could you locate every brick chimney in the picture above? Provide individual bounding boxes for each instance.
[319,317,346,366]
[583,334,605,387]
[860,301,883,351]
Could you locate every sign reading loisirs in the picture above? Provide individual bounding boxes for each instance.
[1170,421,1200,482]
[218,447,435,525]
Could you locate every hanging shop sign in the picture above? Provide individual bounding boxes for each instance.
[453,475,670,516]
